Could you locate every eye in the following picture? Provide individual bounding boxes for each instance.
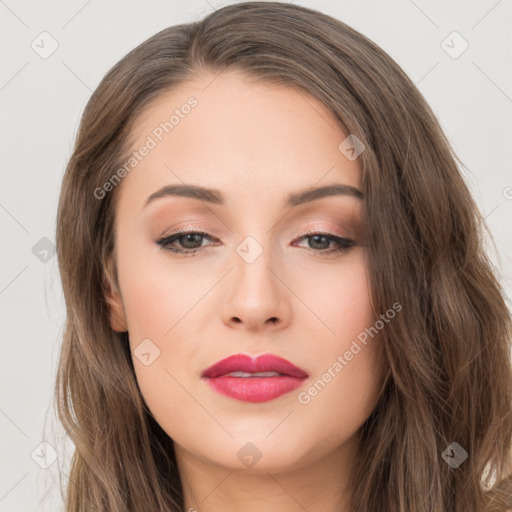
[156,229,218,256]
[293,230,356,255]
[155,228,356,256]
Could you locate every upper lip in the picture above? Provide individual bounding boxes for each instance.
[201,353,309,379]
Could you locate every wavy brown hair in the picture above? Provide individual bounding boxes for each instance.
[54,2,512,510]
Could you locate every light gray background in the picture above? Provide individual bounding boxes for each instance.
[1,1,511,510]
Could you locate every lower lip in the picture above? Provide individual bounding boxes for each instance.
[204,376,307,403]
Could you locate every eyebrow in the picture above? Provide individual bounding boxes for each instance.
[144,182,363,209]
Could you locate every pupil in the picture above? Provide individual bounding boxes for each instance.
[182,234,201,248]
[311,234,328,249]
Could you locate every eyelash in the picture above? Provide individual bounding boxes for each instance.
[155,227,356,257]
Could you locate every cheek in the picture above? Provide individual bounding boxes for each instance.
[292,253,382,428]
[293,250,374,341]
[118,254,201,437]
[116,234,194,340]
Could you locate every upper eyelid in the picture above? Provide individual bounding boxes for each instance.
[159,225,348,236]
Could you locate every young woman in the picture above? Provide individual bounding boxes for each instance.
[54,2,512,511]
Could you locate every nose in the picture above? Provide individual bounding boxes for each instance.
[220,243,292,332]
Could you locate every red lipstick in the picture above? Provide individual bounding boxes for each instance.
[201,353,309,403]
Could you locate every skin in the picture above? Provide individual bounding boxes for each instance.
[105,70,386,512]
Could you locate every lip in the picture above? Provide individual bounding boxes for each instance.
[201,353,309,403]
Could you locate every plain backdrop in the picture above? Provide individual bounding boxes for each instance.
[1,1,511,510]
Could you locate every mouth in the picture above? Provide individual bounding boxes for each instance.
[201,353,309,403]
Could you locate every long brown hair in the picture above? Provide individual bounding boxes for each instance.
[54,2,512,510]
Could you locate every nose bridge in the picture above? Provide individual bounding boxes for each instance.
[220,228,290,330]
[233,231,277,293]
[228,196,277,271]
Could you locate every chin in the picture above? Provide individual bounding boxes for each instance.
[182,430,317,473]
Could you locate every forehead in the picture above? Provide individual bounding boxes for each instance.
[116,71,361,213]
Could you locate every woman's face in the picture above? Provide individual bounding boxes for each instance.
[106,71,385,474]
